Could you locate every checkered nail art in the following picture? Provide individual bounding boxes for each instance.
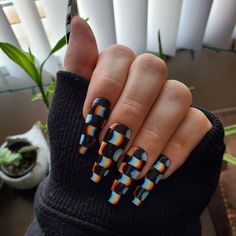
[66,0,72,43]
[108,147,147,205]
[132,155,170,207]
[66,0,78,44]
[91,123,131,183]
[78,98,110,155]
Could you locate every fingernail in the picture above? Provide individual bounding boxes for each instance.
[78,98,110,155]
[108,147,147,205]
[66,0,72,43]
[91,123,131,183]
[132,155,170,207]
[66,0,79,44]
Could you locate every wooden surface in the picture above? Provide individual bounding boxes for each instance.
[0,186,35,236]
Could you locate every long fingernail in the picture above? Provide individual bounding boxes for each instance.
[66,0,79,44]
[132,155,170,207]
[108,147,147,205]
[91,123,131,183]
[78,98,110,155]
[66,0,72,43]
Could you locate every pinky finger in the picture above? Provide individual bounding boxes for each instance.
[132,107,212,206]
[162,107,213,178]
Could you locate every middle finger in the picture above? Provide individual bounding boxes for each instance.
[91,54,167,183]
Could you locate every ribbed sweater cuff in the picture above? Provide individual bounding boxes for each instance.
[31,71,225,236]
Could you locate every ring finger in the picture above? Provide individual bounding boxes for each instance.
[108,80,192,204]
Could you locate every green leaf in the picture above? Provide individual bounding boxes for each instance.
[0,42,40,83]
[0,148,22,166]
[224,124,236,136]
[45,80,56,101]
[37,121,48,134]
[48,36,67,58]
[9,153,21,166]
[223,153,236,165]
[23,47,35,64]
[40,36,67,74]
[27,47,35,64]
[32,92,43,102]
[158,30,164,60]
[0,148,8,161]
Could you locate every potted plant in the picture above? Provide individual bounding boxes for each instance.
[0,36,67,189]
[0,124,50,189]
[0,143,37,179]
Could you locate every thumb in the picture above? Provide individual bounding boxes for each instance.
[64,16,98,79]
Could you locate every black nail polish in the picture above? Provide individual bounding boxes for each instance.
[78,98,110,155]
[91,123,131,183]
[109,147,147,205]
[132,155,170,206]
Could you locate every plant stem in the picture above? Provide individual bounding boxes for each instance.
[38,84,49,109]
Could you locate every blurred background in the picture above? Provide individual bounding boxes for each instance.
[0,0,236,235]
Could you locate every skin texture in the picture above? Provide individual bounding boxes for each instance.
[64,17,213,197]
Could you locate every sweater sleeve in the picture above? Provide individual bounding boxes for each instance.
[30,71,225,236]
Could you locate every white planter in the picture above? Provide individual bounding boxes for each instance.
[0,124,50,190]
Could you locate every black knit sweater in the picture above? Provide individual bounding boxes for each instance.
[26,71,225,236]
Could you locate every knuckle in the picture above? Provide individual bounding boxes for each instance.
[189,108,212,131]
[141,125,163,144]
[165,80,192,106]
[133,53,168,79]
[168,136,185,150]
[104,44,135,60]
[120,97,145,116]
[92,71,123,90]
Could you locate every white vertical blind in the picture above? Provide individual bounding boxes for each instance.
[177,0,213,50]
[40,0,67,64]
[147,0,183,56]
[78,0,116,51]
[203,0,236,49]
[0,6,27,79]
[12,0,60,75]
[113,0,148,54]
[10,23,29,51]
[1,0,235,85]
[38,0,67,45]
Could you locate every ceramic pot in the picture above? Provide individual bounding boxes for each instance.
[0,124,50,189]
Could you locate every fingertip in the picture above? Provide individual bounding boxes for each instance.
[64,16,98,79]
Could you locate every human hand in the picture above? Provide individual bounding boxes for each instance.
[64,16,213,206]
